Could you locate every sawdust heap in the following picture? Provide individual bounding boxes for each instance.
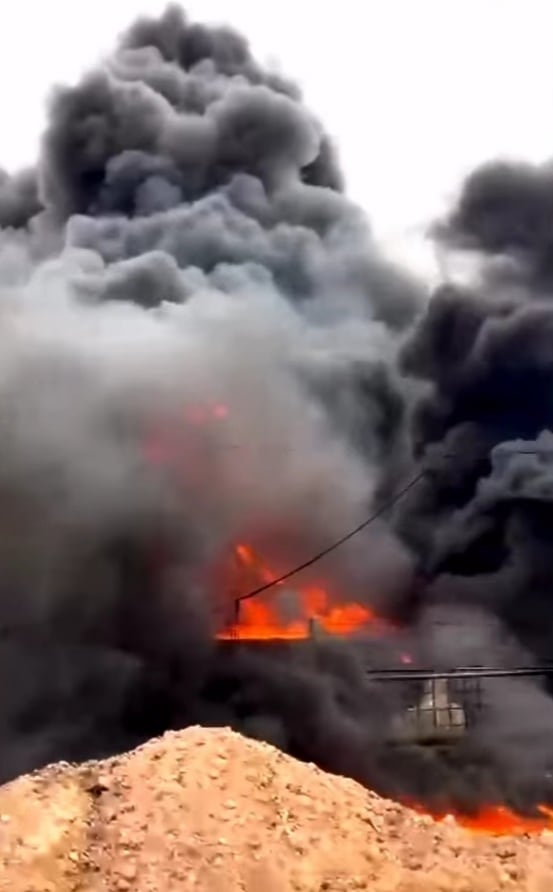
[0,727,552,891]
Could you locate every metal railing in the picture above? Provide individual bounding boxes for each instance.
[376,666,553,746]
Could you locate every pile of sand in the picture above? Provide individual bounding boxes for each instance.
[0,726,552,891]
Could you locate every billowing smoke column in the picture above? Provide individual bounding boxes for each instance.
[400,157,553,659]
[1,5,553,814]
[392,157,553,808]
[0,5,420,785]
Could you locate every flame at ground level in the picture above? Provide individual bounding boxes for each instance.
[213,545,553,835]
[215,542,379,640]
[407,801,553,836]
[142,409,553,835]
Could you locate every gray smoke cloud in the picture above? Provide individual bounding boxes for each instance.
[0,5,423,788]
[390,149,553,806]
[2,4,553,816]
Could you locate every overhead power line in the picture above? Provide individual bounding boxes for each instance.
[236,470,427,603]
[233,445,553,607]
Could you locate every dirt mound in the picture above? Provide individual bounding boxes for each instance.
[0,727,552,891]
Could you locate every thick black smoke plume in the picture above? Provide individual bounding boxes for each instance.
[1,5,553,814]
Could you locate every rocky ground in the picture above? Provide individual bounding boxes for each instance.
[0,726,552,891]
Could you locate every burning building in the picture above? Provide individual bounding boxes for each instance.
[1,3,553,829]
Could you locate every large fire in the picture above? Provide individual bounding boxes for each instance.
[214,543,553,835]
[143,405,382,639]
[215,542,380,641]
[144,404,553,836]
[143,405,382,641]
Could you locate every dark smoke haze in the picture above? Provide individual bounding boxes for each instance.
[0,4,553,813]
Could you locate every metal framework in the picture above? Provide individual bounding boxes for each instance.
[218,606,553,746]
[374,666,553,746]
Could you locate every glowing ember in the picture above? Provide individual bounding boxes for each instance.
[212,403,230,420]
[143,400,230,472]
[408,800,553,836]
[216,542,377,640]
[185,402,230,425]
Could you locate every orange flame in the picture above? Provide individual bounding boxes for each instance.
[216,542,378,640]
[144,417,553,837]
[407,800,553,835]
[215,545,553,835]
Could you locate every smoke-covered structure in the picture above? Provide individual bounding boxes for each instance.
[1,5,553,816]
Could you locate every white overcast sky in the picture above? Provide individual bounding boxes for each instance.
[1,0,553,276]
